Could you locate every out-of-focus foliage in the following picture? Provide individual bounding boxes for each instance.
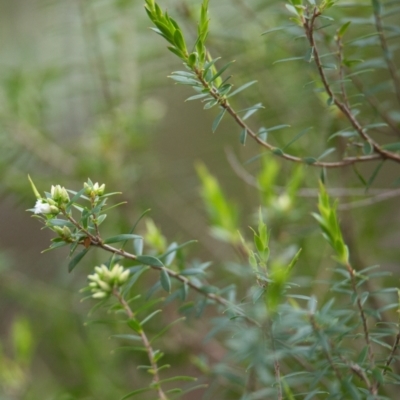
[1,0,400,399]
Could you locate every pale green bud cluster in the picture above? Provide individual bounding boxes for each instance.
[53,225,72,240]
[51,185,70,204]
[84,182,105,197]
[87,264,130,299]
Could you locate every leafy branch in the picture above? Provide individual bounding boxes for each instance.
[145,0,400,170]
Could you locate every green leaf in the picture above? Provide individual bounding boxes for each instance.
[212,108,226,133]
[65,187,87,210]
[262,26,294,35]
[28,175,41,199]
[127,318,142,333]
[158,376,197,384]
[173,29,187,52]
[240,129,247,145]
[68,248,90,272]
[164,242,177,266]
[167,46,185,59]
[304,47,314,62]
[111,334,142,341]
[103,234,142,244]
[273,56,304,65]
[242,103,264,120]
[140,310,162,325]
[169,75,200,86]
[185,93,210,101]
[272,148,284,156]
[227,80,257,97]
[363,141,373,155]
[303,157,317,164]
[317,147,336,160]
[337,21,351,38]
[366,160,384,190]
[47,219,75,228]
[202,57,221,78]
[136,255,164,267]
[208,61,235,83]
[283,127,312,150]
[160,240,197,261]
[160,268,171,293]
[382,142,400,151]
[120,387,152,400]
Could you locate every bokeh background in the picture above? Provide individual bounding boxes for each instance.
[1,0,399,399]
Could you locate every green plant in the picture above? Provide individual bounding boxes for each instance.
[25,0,400,399]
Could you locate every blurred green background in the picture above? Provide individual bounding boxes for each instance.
[1,0,399,399]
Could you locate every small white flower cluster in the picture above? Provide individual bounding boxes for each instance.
[33,185,70,215]
[88,264,130,299]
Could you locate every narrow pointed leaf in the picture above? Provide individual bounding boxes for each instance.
[228,80,257,97]
[212,108,226,133]
[160,268,171,293]
[136,255,164,267]
[103,234,142,244]
[283,127,312,150]
[240,129,247,145]
[28,175,41,199]
[208,61,235,83]
[68,248,90,272]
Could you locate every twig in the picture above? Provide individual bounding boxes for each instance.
[268,323,283,400]
[383,332,400,377]
[344,261,377,393]
[309,314,343,382]
[372,0,400,106]
[339,356,374,391]
[78,0,114,110]
[350,75,400,137]
[338,187,400,210]
[113,288,168,400]
[303,8,400,165]
[62,210,259,326]
[193,68,385,168]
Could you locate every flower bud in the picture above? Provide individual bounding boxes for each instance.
[92,291,107,299]
[85,263,130,300]
[51,185,70,204]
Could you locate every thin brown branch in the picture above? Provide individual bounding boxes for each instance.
[372,0,400,105]
[383,332,400,377]
[303,8,400,164]
[100,242,259,326]
[268,324,283,400]
[193,68,384,168]
[350,75,400,137]
[344,261,377,393]
[62,210,259,326]
[336,36,350,108]
[78,0,114,110]
[113,288,168,400]
[309,314,343,382]
[339,356,374,392]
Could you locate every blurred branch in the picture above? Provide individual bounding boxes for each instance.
[9,122,76,174]
[372,0,400,106]
[303,8,400,164]
[78,0,114,110]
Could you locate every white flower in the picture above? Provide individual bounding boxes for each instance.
[33,200,53,215]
